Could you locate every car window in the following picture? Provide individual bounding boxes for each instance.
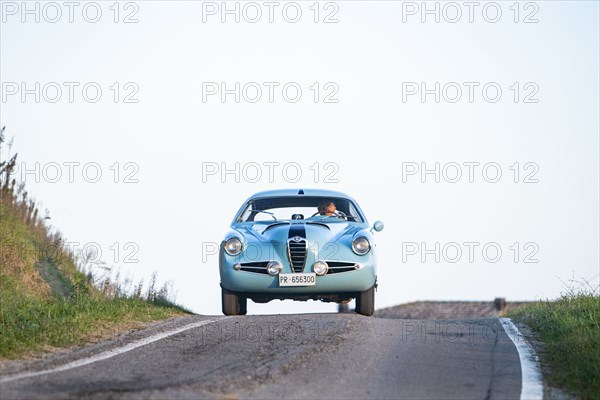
[236,196,364,223]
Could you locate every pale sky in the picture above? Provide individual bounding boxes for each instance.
[1,1,598,315]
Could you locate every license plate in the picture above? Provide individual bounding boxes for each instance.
[279,273,316,287]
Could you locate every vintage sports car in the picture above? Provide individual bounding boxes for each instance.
[219,189,384,316]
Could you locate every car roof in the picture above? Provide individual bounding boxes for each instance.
[246,188,355,200]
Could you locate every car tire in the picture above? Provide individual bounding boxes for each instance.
[355,285,375,316]
[239,296,247,315]
[337,303,350,313]
[222,287,243,315]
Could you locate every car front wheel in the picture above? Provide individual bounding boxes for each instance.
[355,285,375,316]
[222,287,247,315]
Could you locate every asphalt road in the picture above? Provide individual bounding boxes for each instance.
[0,314,522,399]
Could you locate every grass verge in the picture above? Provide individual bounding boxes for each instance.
[509,291,600,400]
[0,289,184,359]
[1,194,190,360]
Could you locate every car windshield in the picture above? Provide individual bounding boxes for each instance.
[235,196,365,223]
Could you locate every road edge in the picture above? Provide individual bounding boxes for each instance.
[500,317,544,400]
[0,317,229,384]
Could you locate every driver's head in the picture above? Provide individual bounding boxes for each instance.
[317,200,336,215]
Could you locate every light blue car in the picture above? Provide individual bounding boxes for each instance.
[219,189,384,316]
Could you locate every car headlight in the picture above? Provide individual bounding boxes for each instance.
[352,237,371,255]
[313,260,329,276]
[267,261,282,275]
[224,237,243,256]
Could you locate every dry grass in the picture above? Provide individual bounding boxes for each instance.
[510,281,600,400]
[0,129,190,359]
[0,203,51,298]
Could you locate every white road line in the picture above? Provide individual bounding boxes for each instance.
[500,318,544,400]
[0,317,228,384]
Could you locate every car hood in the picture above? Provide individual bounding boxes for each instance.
[240,221,363,245]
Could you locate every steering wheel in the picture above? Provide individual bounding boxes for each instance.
[310,211,347,220]
[335,211,348,220]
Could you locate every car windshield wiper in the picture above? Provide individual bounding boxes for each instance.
[251,210,277,221]
[317,214,359,221]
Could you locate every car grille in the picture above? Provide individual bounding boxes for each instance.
[287,239,307,273]
[326,261,357,274]
[239,262,269,274]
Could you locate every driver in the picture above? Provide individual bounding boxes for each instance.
[315,200,347,219]
[318,200,337,216]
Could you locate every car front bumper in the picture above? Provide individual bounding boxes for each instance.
[219,249,377,295]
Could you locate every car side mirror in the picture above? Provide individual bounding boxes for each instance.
[372,220,384,232]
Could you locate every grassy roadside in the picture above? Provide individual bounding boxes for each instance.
[0,127,193,360]
[0,201,190,359]
[0,287,184,359]
[509,291,600,400]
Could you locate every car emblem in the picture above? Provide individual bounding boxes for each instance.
[292,236,303,242]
